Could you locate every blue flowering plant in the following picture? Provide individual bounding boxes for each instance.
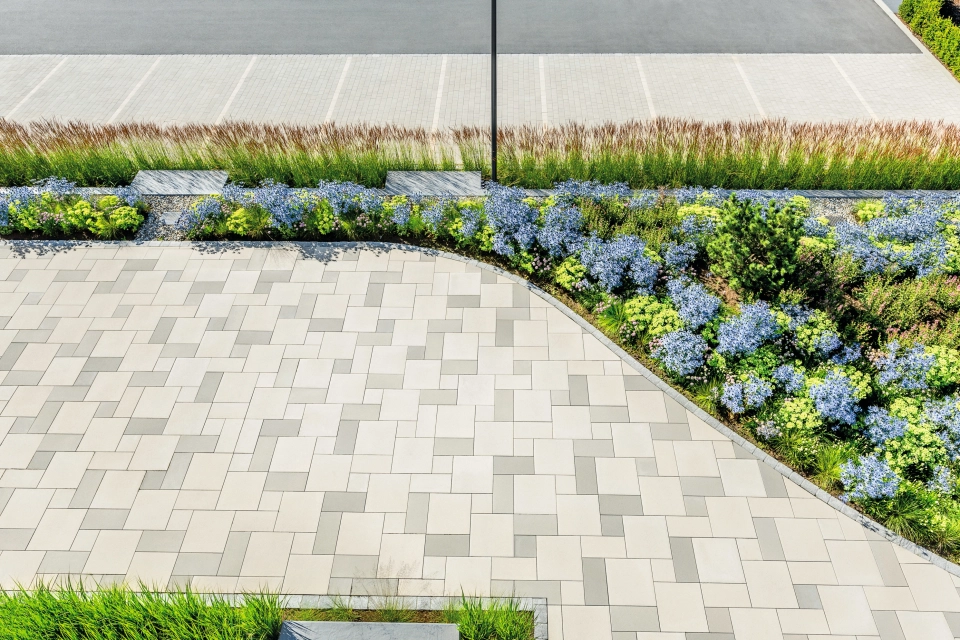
[0,177,146,239]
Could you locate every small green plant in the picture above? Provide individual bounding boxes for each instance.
[707,196,806,300]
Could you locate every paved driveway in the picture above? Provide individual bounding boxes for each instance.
[0,242,959,639]
[0,0,916,54]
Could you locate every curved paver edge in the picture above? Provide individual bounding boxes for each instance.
[5,237,960,579]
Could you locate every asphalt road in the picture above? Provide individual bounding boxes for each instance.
[0,0,916,54]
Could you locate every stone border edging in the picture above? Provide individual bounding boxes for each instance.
[3,237,960,581]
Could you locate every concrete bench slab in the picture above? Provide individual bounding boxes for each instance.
[384,171,484,197]
[131,170,228,195]
[279,621,458,640]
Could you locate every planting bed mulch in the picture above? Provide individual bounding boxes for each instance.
[283,608,446,623]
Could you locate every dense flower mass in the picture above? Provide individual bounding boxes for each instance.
[537,204,584,257]
[716,302,779,356]
[772,364,805,393]
[876,341,934,391]
[841,454,901,500]
[653,330,708,376]
[484,185,538,255]
[667,278,720,330]
[579,234,658,294]
[662,240,698,271]
[809,370,861,425]
[721,375,773,414]
[927,396,960,460]
[863,406,908,444]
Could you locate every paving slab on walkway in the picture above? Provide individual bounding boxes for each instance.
[0,242,960,640]
[2,54,959,126]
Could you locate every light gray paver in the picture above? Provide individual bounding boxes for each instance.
[3,54,960,126]
[1,242,960,640]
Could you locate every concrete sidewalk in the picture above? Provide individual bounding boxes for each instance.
[2,53,959,126]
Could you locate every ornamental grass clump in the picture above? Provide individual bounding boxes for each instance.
[5,118,960,188]
[0,583,282,640]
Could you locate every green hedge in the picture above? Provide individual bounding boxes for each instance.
[901,0,960,78]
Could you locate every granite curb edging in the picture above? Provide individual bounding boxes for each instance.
[1,237,959,589]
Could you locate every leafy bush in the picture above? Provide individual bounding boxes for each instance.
[900,0,960,79]
[707,196,807,300]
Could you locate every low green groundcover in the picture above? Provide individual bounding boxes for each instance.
[0,179,146,239]
[0,585,533,640]
[177,180,960,558]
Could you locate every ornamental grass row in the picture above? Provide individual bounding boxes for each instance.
[0,584,533,640]
[3,119,960,189]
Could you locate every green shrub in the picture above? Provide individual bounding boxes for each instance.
[7,191,144,239]
[707,196,806,300]
[900,0,960,79]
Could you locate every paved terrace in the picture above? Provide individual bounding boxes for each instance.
[2,52,960,126]
[1,242,960,639]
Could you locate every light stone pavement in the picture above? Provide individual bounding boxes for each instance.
[2,54,960,126]
[1,242,960,639]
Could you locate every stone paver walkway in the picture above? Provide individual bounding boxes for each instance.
[1,242,960,639]
[2,53,960,126]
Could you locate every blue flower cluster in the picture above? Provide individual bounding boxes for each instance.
[772,364,805,393]
[36,177,76,198]
[928,465,952,493]
[876,341,934,391]
[677,214,717,245]
[662,240,698,271]
[926,396,960,460]
[316,180,382,217]
[833,195,956,277]
[176,196,223,231]
[667,277,720,330]
[809,370,861,425]
[716,302,780,356]
[484,185,538,256]
[420,197,448,230]
[579,234,659,294]
[863,406,908,444]
[841,454,900,500]
[653,330,708,376]
[537,204,584,257]
[721,375,773,414]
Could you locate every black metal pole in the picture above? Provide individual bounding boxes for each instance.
[491,0,497,183]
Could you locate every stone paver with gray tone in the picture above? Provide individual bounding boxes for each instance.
[2,53,959,126]
[3,242,960,640]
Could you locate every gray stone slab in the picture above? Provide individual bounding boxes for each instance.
[280,621,458,640]
[131,170,228,196]
[383,172,484,197]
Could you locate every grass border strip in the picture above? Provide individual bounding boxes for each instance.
[3,237,960,582]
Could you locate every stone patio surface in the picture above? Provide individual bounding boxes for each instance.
[0,242,960,639]
[2,53,960,126]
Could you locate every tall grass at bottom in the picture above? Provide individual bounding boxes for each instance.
[0,583,283,640]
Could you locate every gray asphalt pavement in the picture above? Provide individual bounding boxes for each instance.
[0,0,916,54]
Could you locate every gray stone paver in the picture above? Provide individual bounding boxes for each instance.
[1,242,960,639]
[3,53,960,126]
